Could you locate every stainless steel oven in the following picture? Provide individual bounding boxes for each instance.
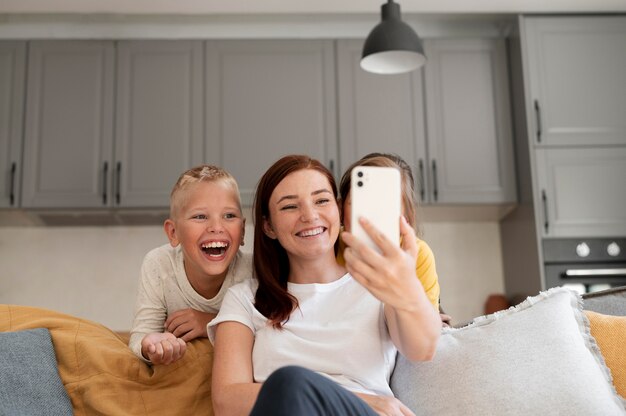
[543,238,626,294]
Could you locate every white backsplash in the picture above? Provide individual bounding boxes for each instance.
[0,219,504,331]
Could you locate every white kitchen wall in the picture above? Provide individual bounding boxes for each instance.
[422,221,505,324]
[0,216,504,331]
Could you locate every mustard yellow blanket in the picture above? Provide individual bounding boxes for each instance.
[0,304,214,416]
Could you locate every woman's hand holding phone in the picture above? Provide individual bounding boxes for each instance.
[343,217,442,361]
[341,216,424,312]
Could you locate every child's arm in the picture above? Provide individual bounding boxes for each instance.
[164,308,217,341]
[129,250,174,362]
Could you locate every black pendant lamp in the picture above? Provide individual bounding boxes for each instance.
[361,0,426,75]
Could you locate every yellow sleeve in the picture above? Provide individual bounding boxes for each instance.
[416,239,440,310]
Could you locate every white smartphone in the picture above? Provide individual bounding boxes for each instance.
[350,166,401,253]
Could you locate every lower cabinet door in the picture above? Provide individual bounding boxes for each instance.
[535,147,626,237]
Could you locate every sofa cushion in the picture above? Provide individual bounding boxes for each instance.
[390,287,626,416]
[0,328,73,416]
[586,310,626,399]
[583,286,626,316]
[0,304,214,416]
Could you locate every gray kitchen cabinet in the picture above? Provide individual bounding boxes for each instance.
[21,40,203,208]
[423,39,516,204]
[336,40,429,201]
[534,148,626,237]
[501,16,626,302]
[337,38,516,205]
[204,40,337,205]
[0,42,26,208]
[522,16,626,147]
[115,40,204,207]
[21,41,115,208]
[519,15,626,238]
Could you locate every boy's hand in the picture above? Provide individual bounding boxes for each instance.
[141,332,186,365]
[165,308,217,342]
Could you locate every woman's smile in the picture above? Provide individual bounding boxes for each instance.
[296,226,326,238]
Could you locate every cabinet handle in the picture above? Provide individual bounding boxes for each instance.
[115,162,121,205]
[432,160,438,202]
[102,162,108,205]
[534,100,542,143]
[9,162,16,206]
[418,159,425,202]
[541,190,549,233]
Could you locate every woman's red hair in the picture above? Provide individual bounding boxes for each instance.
[252,155,338,329]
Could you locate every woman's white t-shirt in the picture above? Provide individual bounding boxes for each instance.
[208,274,397,396]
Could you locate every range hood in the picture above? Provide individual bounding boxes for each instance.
[0,209,169,227]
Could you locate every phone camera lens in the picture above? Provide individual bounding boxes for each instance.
[357,181,363,187]
[357,171,363,178]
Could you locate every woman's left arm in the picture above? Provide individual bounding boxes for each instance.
[341,216,441,362]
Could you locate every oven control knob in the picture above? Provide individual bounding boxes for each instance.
[576,242,590,258]
[607,242,621,257]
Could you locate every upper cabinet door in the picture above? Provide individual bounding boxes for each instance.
[424,39,516,204]
[115,40,204,208]
[205,40,337,205]
[336,39,429,203]
[0,42,26,208]
[522,16,626,147]
[22,41,115,208]
[535,147,626,238]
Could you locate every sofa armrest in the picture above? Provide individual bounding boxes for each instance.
[583,285,626,316]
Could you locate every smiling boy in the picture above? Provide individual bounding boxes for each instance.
[129,165,252,365]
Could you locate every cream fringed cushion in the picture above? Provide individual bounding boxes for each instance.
[390,288,626,416]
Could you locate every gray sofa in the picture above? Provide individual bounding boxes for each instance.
[2,286,625,416]
[582,285,626,315]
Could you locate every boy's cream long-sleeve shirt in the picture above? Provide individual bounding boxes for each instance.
[129,244,252,362]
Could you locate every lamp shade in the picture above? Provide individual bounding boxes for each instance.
[361,0,426,75]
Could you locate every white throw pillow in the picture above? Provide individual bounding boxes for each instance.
[390,287,626,416]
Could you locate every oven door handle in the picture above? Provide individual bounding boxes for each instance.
[564,268,626,277]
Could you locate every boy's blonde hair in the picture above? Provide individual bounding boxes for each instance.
[170,165,241,218]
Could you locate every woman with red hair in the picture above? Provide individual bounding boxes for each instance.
[209,155,441,416]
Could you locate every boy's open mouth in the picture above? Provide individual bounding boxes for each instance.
[201,241,229,257]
